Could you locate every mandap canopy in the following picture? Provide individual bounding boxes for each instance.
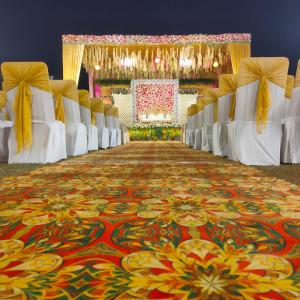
[62,34,251,88]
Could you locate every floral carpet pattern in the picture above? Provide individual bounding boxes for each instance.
[0,141,300,299]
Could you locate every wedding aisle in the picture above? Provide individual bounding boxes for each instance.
[0,142,299,299]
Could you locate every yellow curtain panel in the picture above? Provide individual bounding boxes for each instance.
[229,43,251,74]
[63,43,85,85]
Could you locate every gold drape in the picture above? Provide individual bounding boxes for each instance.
[219,74,238,120]
[285,75,294,99]
[228,43,251,74]
[1,62,50,153]
[205,88,219,123]
[78,89,90,109]
[238,57,289,132]
[294,60,300,88]
[63,42,85,85]
[197,101,205,112]
[50,80,78,123]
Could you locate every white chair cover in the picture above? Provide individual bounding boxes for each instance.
[194,109,204,150]
[6,86,67,163]
[80,105,98,151]
[61,96,88,156]
[235,81,285,165]
[202,103,214,151]
[0,120,12,162]
[95,112,110,149]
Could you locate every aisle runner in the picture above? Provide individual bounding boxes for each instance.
[0,142,299,299]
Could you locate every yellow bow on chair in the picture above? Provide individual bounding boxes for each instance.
[238,57,289,133]
[50,80,78,124]
[205,88,219,123]
[219,74,238,121]
[90,98,104,125]
[1,62,51,153]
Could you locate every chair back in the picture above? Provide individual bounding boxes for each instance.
[218,74,238,122]
[104,104,115,128]
[0,91,7,120]
[91,98,105,127]
[78,89,92,126]
[291,60,300,118]
[197,100,205,128]
[190,104,198,130]
[114,107,120,128]
[205,88,219,124]
[50,80,80,123]
[284,75,294,119]
[1,62,53,152]
[236,57,289,132]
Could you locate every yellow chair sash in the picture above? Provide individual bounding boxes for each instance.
[190,104,198,116]
[197,101,205,112]
[285,75,294,99]
[205,88,219,122]
[294,60,300,88]
[104,104,115,116]
[238,57,289,133]
[113,107,119,118]
[1,62,50,153]
[219,74,238,120]
[50,80,78,123]
[78,89,90,109]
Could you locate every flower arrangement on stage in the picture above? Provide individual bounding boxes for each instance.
[128,123,182,141]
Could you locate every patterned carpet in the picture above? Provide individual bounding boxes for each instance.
[0,141,300,299]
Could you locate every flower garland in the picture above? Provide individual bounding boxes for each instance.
[128,123,181,129]
[63,34,251,45]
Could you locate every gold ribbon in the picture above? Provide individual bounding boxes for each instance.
[238,57,289,133]
[285,75,294,99]
[1,62,51,153]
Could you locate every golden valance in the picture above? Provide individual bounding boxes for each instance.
[78,89,90,109]
[294,60,300,88]
[285,76,294,99]
[1,62,51,153]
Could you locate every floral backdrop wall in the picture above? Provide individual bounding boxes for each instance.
[131,80,179,123]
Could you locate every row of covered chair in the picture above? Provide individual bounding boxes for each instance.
[0,62,127,164]
[184,57,300,166]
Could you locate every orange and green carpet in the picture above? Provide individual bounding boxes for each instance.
[0,142,300,299]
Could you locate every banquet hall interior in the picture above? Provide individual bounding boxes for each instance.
[0,0,300,299]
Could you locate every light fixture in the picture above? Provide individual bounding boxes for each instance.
[213,61,219,68]
[95,65,100,71]
[155,57,160,64]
